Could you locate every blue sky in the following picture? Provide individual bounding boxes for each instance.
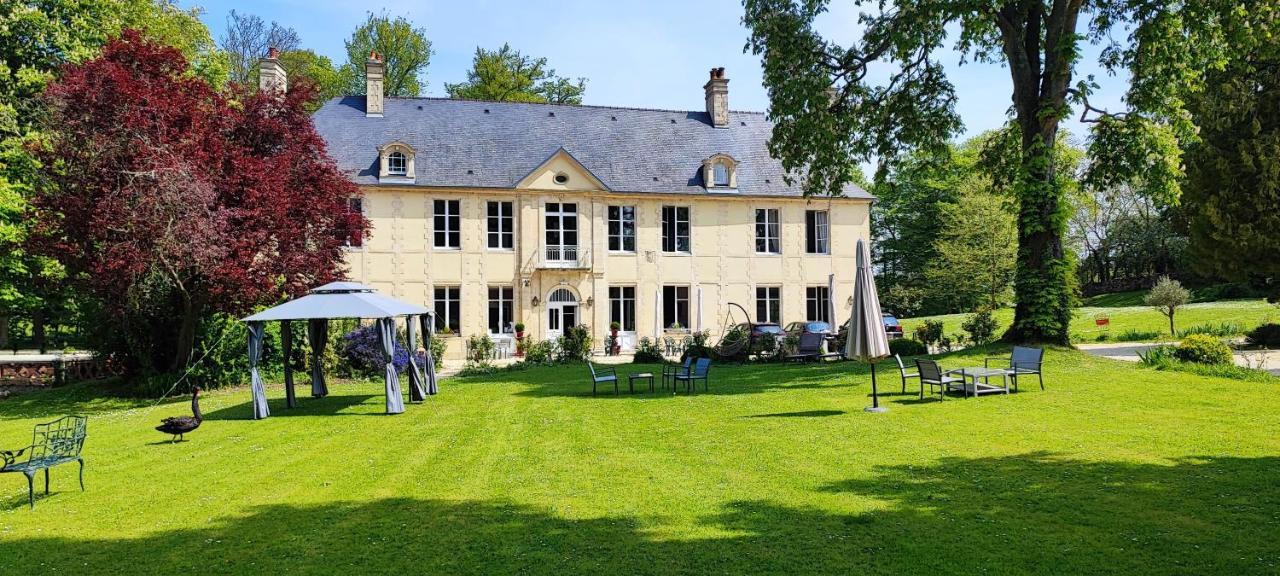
[187,0,1129,145]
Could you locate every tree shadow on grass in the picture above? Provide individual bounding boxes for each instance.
[507,361,870,399]
[202,394,385,421]
[2,453,1275,574]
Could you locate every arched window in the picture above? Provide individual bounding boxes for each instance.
[387,151,407,175]
[713,162,730,186]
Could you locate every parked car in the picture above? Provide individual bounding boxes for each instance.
[783,321,834,338]
[882,313,904,339]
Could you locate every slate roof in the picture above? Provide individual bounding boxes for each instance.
[311,96,871,199]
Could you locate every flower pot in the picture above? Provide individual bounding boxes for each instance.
[610,329,620,355]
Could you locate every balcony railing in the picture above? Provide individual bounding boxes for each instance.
[540,245,590,269]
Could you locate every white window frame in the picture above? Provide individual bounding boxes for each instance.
[607,205,636,252]
[661,205,691,254]
[434,286,461,333]
[486,201,514,250]
[487,286,514,334]
[756,286,781,324]
[387,151,407,175]
[434,199,461,250]
[755,208,781,254]
[609,286,636,331]
[806,210,830,254]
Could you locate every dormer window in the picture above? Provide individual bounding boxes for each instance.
[387,151,407,175]
[702,154,738,190]
[377,141,415,182]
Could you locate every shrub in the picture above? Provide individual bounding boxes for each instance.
[340,324,410,376]
[914,320,943,348]
[1179,322,1242,338]
[556,324,592,362]
[1144,276,1191,336]
[1114,328,1164,342]
[681,330,715,362]
[523,339,558,364]
[1245,323,1280,347]
[1136,345,1177,366]
[888,338,927,356]
[466,333,495,364]
[429,335,448,369]
[1173,334,1233,365]
[1139,344,1274,382]
[633,337,664,363]
[961,308,998,345]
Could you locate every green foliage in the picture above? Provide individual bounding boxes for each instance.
[555,325,592,363]
[632,337,663,364]
[1140,343,1269,382]
[926,182,1017,311]
[339,12,432,97]
[466,333,495,365]
[913,320,943,348]
[1174,335,1233,365]
[1245,324,1280,348]
[1144,276,1191,336]
[680,330,714,362]
[1115,329,1164,343]
[1178,323,1242,339]
[888,338,927,357]
[445,43,585,104]
[522,339,557,365]
[279,50,342,110]
[428,334,448,370]
[961,308,999,346]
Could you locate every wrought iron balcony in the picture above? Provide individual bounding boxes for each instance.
[539,246,591,269]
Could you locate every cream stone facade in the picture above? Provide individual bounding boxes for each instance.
[306,58,874,362]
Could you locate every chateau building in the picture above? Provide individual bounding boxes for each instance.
[295,55,873,360]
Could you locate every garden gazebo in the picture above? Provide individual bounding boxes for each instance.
[241,282,437,419]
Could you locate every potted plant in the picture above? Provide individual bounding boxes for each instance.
[514,322,526,357]
[609,321,621,355]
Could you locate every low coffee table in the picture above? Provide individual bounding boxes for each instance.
[949,367,1010,397]
[628,372,655,393]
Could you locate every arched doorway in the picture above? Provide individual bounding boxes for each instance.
[546,288,578,340]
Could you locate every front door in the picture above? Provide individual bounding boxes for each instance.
[545,288,579,340]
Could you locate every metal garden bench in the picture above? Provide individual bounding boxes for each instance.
[1,415,87,509]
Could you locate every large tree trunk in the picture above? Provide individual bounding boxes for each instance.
[0,315,8,350]
[170,295,204,373]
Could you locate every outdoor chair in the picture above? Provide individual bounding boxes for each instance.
[1,415,87,509]
[674,358,712,392]
[916,359,965,401]
[663,336,678,357]
[588,362,619,396]
[985,346,1045,391]
[662,357,693,390]
[786,332,825,362]
[894,354,920,394]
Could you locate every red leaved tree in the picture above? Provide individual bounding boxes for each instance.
[34,31,365,374]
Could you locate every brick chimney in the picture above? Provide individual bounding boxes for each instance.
[258,46,287,95]
[365,51,384,118]
[703,67,729,127]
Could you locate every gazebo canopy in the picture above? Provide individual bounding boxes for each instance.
[242,282,429,322]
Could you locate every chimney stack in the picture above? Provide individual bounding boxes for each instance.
[365,51,384,118]
[703,67,729,128]
[258,46,287,95]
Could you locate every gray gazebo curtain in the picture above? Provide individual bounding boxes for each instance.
[420,314,438,395]
[307,318,329,398]
[281,320,296,408]
[405,314,427,402]
[248,321,270,420]
[377,317,406,414]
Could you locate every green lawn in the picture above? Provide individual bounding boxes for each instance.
[900,298,1277,343]
[1,350,1278,574]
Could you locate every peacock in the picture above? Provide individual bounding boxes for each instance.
[156,387,202,442]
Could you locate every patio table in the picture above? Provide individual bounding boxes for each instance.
[947,367,1010,397]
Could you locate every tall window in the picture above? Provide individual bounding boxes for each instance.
[806,286,831,323]
[609,286,636,331]
[756,286,781,324]
[344,197,363,247]
[434,286,461,333]
[487,201,513,250]
[713,162,730,186]
[487,286,513,334]
[663,285,690,329]
[434,199,460,249]
[806,210,829,254]
[755,208,781,254]
[387,151,407,175]
[661,206,690,253]
[607,206,636,252]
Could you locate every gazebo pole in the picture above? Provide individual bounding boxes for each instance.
[282,320,296,408]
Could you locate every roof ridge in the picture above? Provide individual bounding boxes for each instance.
[355,95,769,116]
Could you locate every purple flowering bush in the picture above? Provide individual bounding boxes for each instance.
[340,324,412,376]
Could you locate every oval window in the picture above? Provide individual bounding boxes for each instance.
[553,173,569,185]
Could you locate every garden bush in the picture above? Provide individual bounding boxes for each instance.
[680,330,715,362]
[1245,323,1280,347]
[556,325,593,362]
[914,320,943,348]
[429,335,448,369]
[1179,322,1242,338]
[340,324,410,376]
[1173,334,1233,365]
[961,308,998,345]
[633,337,664,363]
[522,339,558,365]
[466,334,495,364]
[888,338,927,356]
[1114,328,1164,342]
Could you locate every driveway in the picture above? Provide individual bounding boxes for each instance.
[1077,342,1280,376]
